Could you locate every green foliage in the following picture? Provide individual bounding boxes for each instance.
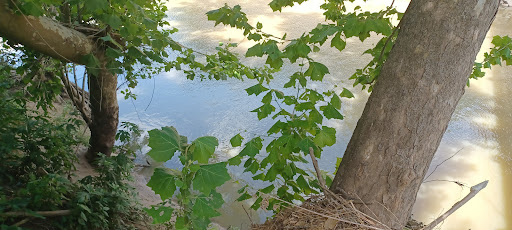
[115,121,147,158]
[470,35,512,85]
[70,154,138,230]
[145,127,230,229]
[0,75,139,229]
[0,75,82,184]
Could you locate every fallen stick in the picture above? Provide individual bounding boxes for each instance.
[2,210,72,217]
[422,180,488,230]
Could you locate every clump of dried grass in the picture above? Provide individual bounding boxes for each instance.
[252,194,390,230]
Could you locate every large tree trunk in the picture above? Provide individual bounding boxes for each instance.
[86,51,119,161]
[330,0,499,228]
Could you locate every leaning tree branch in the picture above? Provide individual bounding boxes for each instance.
[0,0,94,64]
[422,180,489,230]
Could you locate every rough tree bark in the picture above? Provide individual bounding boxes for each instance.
[87,50,119,160]
[330,0,499,229]
[0,0,119,161]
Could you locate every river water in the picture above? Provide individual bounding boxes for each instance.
[118,1,512,229]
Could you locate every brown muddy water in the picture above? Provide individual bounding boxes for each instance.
[119,1,512,229]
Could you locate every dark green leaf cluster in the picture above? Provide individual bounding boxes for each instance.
[0,76,140,229]
[145,127,230,229]
[0,78,82,183]
[71,154,138,230]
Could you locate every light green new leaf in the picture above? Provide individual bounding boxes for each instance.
[192,162,231,194]
[314,126,336,147]
[191,136,219,164]
[334,157,343,174]
[230,134,244,147]
[147,168,177,200]
[305,62,329,81]
[147,127,181,162]
[340,88,354,98]
[144,205,174,224]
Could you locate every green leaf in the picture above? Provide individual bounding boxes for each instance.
[230,134,244,147]
[331,32,346,51]
[296,175,310,192]
[251,103,276,120]
[334,157,343,174]
[101,15,122,29]
[85,0,109,12]
[310,24,338,45]
[189,164,201,172]
[193,162,231,194]
[248,33,262,41]
[269,0,307,11]
[320,103,344,120]
[144,205,174,224]
[192,195,221,219]
[262,92,273,104]
[298,137,317,154]
[246,44,264,57]
[246,84,269,96]
[257,22,263,29]
[340,88,354,98]
[147,127,182,162]
[191,136,219,163]
[20,2,44,16]
[252,173,265,180]
[228,156,242,166]
[331,94,341,110]
[260,184,275,193]
[314,126,336,147]
[147,168,176,200]
[236,192,252,201]
[305,62,329,81]
[239,137,263,157]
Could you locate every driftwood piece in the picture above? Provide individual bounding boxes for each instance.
[422,180,489,230]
